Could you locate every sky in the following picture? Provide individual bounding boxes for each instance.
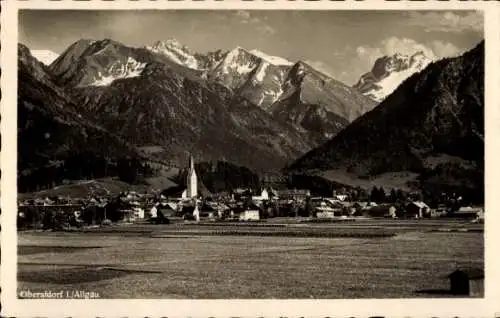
[19,10,483,85]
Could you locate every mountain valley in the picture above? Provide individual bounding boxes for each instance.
[20,37,484,201]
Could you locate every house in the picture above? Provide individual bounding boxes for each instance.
[314,200,343,218]
[430,205,448,218]
[353,201,368,210]
[277,189,311,202]
[232,188,253,201]
[345,205,357,216]
[119,209,136,223]
[475,209,485,222]
[200,203,219,219]
[252,189,269,201]
[324,198,343,208]
[132,206,145,219]
[268,188,279,199]
[448,268,484,296]
[232,202,262,221]
[181,205,201,221]
[367,204,397,218]
[327,200,355,216]
[368,202,378,208]
[334,194,348,201]
[213,203,231,219]
[157,202,178,218]
[234,188,250,194]
[455,206,484,219]
[315,206,337,219]
[239,209,260,221]
[405,201,430,218]
[147,203,171,224]
[126,191,141,201]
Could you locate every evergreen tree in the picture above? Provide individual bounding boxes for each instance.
[370,186,378,202]
[358,187,368,201]
[305,196,313,217]
[416,192,424,202]
[396,189,406,202]
[350,189,359,201]
[390,188,397,203]
[378,187,386,203]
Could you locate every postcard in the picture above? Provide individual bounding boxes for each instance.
[1,0,499,317]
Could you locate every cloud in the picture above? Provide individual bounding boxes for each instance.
[355,37,462,67]
[258,25,276,35]
[235,10,259,24]
[234,11,276,36]
[429,40,462,57]
[405,11,483,33]
[336,36,463,85]
[236,10,251,20]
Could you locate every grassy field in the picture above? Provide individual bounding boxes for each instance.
[17,220,483,298]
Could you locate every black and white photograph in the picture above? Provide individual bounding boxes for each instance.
[2,2,497,314]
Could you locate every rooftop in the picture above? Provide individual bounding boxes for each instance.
[447,268,484,280]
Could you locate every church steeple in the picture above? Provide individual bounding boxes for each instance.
[189,154,195,172]
[186,153,198,198]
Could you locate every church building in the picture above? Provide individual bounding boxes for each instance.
[185,155,198,199]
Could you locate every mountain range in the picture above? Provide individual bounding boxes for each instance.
[19,37,484,201]
[290,41,484,201]
[43,38,376,170]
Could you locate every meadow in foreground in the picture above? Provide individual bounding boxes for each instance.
[18,222,483,298]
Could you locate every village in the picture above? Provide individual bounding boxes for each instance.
[16,156,485,299]
[17,156,485,230]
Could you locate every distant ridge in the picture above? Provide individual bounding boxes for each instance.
[30,49,59,66]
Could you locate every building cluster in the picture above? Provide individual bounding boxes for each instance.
[17,156,485,228]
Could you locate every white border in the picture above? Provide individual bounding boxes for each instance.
[2,1,499,317]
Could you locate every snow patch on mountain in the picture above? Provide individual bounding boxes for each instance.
[30,49,59,66]
[250,49,293,66]
[354,51,433,102]
[90,57,146,86]
[256,89,279,107]
[146,40,198,69]
[254,62,269,82]
[368,66,424,102]
[222,48,255,75]
[264,88,282,103]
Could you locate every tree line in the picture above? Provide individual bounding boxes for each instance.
[18,153,156,193]
[173,160,261,194]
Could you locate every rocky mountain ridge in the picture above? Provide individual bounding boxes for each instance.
[50,39,375,133]
[290,41,484,201]
[43,38,376,170]
[18,44,157,192]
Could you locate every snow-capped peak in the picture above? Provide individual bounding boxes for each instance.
[409,51,432,71]
[90,57,146,86]
[145,39,198,70]
[219,46,257,75]
[249,49,293,66]
[354,51,433,102]
[30,49,59,66]
[215,46,293,77]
